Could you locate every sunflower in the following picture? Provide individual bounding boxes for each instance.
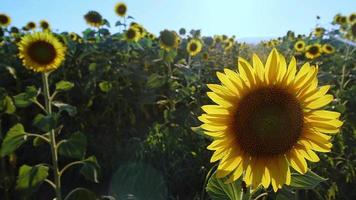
[214,35,223,44]
[159,29,180,51]
[130,23,146,38]
[84,11,103,28]
[348,13,356,24]
[322,44,335,54]
[124,27,141,42]
[305,44,322,59]
[18,32,66,73]
[339,16,347,25]
[294,40,305,52]
[26,21,36,30]
[187,39,203,56]
[313,27,325,37]
[199,48,342,192]
[115,2,127,17]
[0,13,11,27]
[39,20,50,31]
[69,32,78,41]
[10,27,20,35]
[224,40,234,52]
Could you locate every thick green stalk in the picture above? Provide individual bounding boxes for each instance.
[42,73,62,200]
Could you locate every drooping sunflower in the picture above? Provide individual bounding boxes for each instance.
[10,27,20,35]
[294,40,305,52]
[26,21,36,30]
[159,29,180,51]
[305,44,322,59]
[114,2,127,17]
[84,11,103,28]
[313,27,324,37]
[0,13,11,27]
[199,48,342,191]
[187,39,203,56]
[322,44,335,54]
[39,20,50,31]
[69,32,78,41]
[124,27,141,42]
[18,32,66,73]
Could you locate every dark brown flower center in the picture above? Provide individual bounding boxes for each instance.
[297,43,303,48]
[189,43,198,51]
[308,46,319,55]
[27,41,57,65]
[117,5,127,15]
[234,87,303,157]
[126,29,137,39]
[0,15,9,24]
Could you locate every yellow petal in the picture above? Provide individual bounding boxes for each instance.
[277,53,287,83]
[306,110,341,120]
[303,85,330,103]
[305,94,333,109]
[252,53,265,84]
[201,124,228,132]
[207,92,234,108]
[201,105,230,115]
[216,155,243,178]
[238,57,255,87]
[283,57,297,86]
[225,156,246,183]
[288,149,308,174]
[217,72,240,95]
[265,48,279,84]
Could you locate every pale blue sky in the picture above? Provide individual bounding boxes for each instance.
[1,0,355,38]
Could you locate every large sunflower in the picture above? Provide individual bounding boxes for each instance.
[199,49,342,192]
[115,2,127,17]
[0,13,11,27]
[18,32,66,73]
[187,39,203,56]
[159,29,180,51]
[322,44,335,54]
[305,44,322,59]
[84,11,103,28]
[294,40,305,52]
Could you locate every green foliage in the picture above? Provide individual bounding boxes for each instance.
[0,123,27,157]
[58,132,87,159]
[15,164,49,191]
[206,171,243,200]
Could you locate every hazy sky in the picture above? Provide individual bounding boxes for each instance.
[1,0,355,38]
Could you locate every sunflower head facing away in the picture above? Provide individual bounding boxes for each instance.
[26,21,36,30]
[124,27,141,42]
[0,13,11,27]
[115,2,127,17]
[305,44,322,59]
[322,44,335,54]
[39,20,50,31]
[159,29,180,51]
[294,40,305,52]
[199,48,342,192]
[84,11,103,28]
[18,32,66,73]
[187,39,203,56]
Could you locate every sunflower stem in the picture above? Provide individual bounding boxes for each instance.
[42,72,62,200]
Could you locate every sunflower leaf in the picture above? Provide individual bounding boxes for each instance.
[0,123,28,157]
[290,170,327,189]
[58,132,87,159]
[15,164,49,191]
[206,171,243,200]
[55,80,74,92]
[64,187,97,200]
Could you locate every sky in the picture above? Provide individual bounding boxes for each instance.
[1,0,355,39]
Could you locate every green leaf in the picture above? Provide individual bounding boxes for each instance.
[32,113,58,132]
[80,156,100,183]
[290,170,327,189]
[0,124,27,157]
[206,171,242,200]
[55,81,74,92]
[276,187,296,200]
[1,96,16,114]
[64,188,97,200]
[15,164,49,191]
[52,101,77,116]
[58,132,87,159]
[109,162,168,200]
[13,86,38,108]
[99,81,112,92]
[147,73,166,89]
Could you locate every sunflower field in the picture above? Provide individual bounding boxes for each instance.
[0,3,356,200]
